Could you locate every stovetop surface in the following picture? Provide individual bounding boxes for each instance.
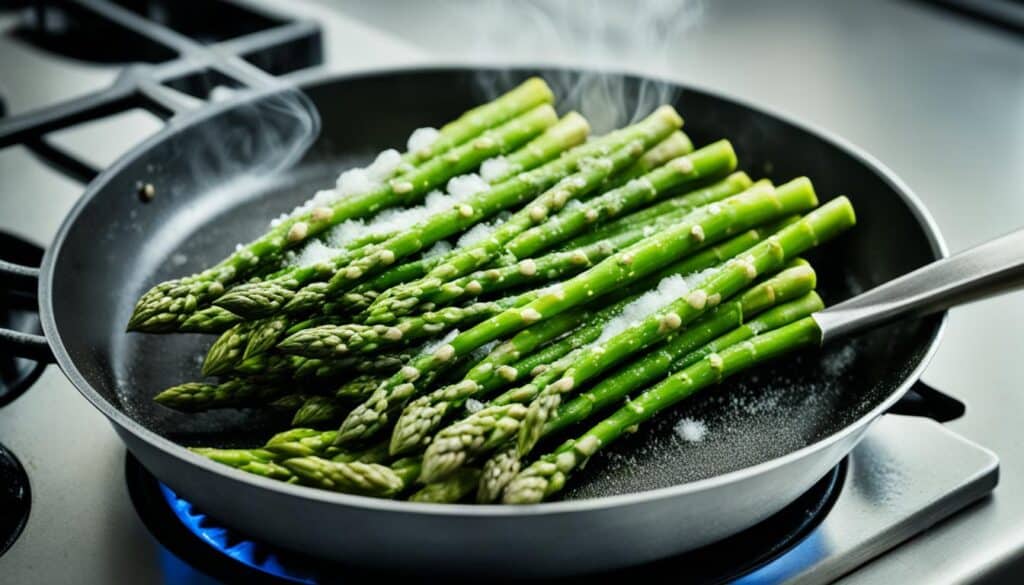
[0,1,1022,583]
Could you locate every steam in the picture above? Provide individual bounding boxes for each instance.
[453,0,704,133]
[174,66,321,187]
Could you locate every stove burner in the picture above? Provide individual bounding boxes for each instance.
[0,232,46,408]
[126,455,844,584]
[0,443,31,558]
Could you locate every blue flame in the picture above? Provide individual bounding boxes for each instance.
[160,482,825,584]
[160,483,318,583]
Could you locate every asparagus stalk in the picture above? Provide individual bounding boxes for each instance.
[502,316,826,504]
[336,180,817,446]
[202,320,257,377]
[516,257,821,454]
[128,95,559,332]
[478,290,824,501]
[388,308,601,456]
[495,139,738,263]
[558,171,752,251]
[269,393,310,413]
[365,106,684,321]
[319,133,690,319]
[427,178,764,308]
[514,194,854,452]
[234,350,413,381]
[336,374,384,400]
[282,456,419,498]
[277,300,510,358]
[154,379,285,412]
[179,305,243,334]
[462,216,801,404]
[604,131,693,190]
[292,395,349,427]
[410,468,482,503]
[402,77,555,166]
[418,262,819,483]
[359,137,649,320]
[214,111,588,320]
[243,315,290,360]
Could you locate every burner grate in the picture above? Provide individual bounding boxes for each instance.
[0,0,323,177]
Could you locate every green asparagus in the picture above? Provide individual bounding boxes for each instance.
[128,89,558,332]
[502,316,825,504]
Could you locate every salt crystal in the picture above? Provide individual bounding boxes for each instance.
[457,221,499,248]
[673,417,707,443]
[423,240,453,259]
[480,156,511,182]
[407,128,440,153]
[291,240,342,267]
[466,398,484,414]
[336,169,373,197]
[595,268,715,344]
[446,173,489,200]
[365,149,402,182]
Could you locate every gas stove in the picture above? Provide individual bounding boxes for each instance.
[1,1,1022,583]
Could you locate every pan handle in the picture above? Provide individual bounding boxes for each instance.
[813,227,1024,343]
[0,259,54,363]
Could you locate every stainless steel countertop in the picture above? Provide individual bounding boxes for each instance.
[0,0,1022,582]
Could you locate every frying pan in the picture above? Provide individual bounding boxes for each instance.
[1,67,1020,577]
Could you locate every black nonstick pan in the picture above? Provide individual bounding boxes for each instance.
[1,67,1018,577]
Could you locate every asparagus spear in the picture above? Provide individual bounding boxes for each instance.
[292,395,349,427]
[358,137,650,321]
[263,428,340,458]
[214,112,588,320]
[604,131,693,190]
[283,456,419,498]
[391,216,798,452]
[154,379,285,412]
[514,194,854,452]
[243,315,290,360]
[502,316,826,504]
[365,106,684,321]
[495,139,738,263]
[203,315,340,376]
[201,320,257,377]
[336,374,384,400]
[179,305,243,334]
[402,77,555,166]
[311,132,691,319]
[557,171,752,251]
[426,178,764,308]
[269,393,310,413]
[516,257,821,454]
[388,308,601,456]
[477,290,825,501]
[233,350,413,380]
[410,468,482,503]
[336,180,817,446]
[277,300,510,358]
[418,262,819,483]
[128,96,559,332]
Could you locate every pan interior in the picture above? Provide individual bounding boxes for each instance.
[47,68,942,500]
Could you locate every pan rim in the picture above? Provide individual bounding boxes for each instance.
[38,64,949,516]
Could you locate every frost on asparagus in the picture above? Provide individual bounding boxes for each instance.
[595,268,717,344]
[406,127,440,154]
[326,174,490,249]
[271,149,403,228]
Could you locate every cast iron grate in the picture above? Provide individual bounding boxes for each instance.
[0,0,323,177]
